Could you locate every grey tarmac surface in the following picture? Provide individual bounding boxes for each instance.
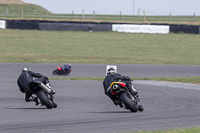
[1,63,200,133]
[1,63,200,79]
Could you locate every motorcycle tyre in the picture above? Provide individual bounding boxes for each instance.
[37,90,54,109]
[53,69,59,75]
[53,69,69,75]
[52,101,57,108]
[120,92,138,112]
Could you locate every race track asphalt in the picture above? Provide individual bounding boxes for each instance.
[1,63,200,133]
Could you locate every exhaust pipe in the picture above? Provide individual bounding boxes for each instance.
[39,83,52,94]
[113,84,119,90]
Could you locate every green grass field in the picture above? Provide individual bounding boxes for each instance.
[1,29,200,65]
[0,3,50,14]
[120,126,200,133]
[50,76,200,84]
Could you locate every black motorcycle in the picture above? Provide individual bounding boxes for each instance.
[110,82,143,112]
[29,81,57,109]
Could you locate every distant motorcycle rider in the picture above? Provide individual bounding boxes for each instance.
[17,67,55,105]
[103,67,139,106]
[62,64,72,73]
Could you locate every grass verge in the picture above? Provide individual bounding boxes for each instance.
[121,126,200,133]
[50,76,200,84]
[1,29,200,65]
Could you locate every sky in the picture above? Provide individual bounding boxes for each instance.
[22,0,200,16]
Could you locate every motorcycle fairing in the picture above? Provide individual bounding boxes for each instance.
[57,66,62,71]
[110,82,126,88]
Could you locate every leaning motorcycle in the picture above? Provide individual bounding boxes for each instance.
[29,81,57,109]
[110,82,143,112]
[52,66,72,75]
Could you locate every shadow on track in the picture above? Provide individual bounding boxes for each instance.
[4,107,47,110]
[88,111,135,113]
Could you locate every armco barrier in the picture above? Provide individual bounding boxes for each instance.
[4,20,200,34]
[6,20,39,30]
[39,23,112,32]
[87,24,112,32]
[39,23,89,31]
[6,20,112,32]
[170,25,199,34]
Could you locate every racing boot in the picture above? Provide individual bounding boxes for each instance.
[46,83,56,95]
[113,99,119,106]
[113,99,123,108]
[29,96,39,105]
[28,96,34,102]
[118,100,124,108]
[109,95,119,106]
[33,97,39,106]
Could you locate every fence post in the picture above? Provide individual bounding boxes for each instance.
[143,10,146,22]
[82,9,85,19]
[169,12,172,23]
[120,11,122,20]
[93,10,95,19]
[72,10,74,19]
[6,8,8,18]
[46,12,48,19]
[21,7,23,18]
[193,13,196,21]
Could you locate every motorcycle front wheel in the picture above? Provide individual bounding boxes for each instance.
[119,92,138,112]
[52,69,59,75]
[37,90,54,109]
[53,69,67,75]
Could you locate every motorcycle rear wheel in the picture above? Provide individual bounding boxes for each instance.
[37,90,54,109]
[120,92,138,112]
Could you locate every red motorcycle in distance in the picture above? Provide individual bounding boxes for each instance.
[53,64,72,75]
[110,82,143,112]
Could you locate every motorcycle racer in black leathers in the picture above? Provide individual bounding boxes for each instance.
[17,67,55,105]
[103,67,139,106]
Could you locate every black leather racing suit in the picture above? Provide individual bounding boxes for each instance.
[17,71,50,102]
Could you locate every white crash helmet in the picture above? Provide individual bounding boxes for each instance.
[22,67,30,72]
[107,67,116,74]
